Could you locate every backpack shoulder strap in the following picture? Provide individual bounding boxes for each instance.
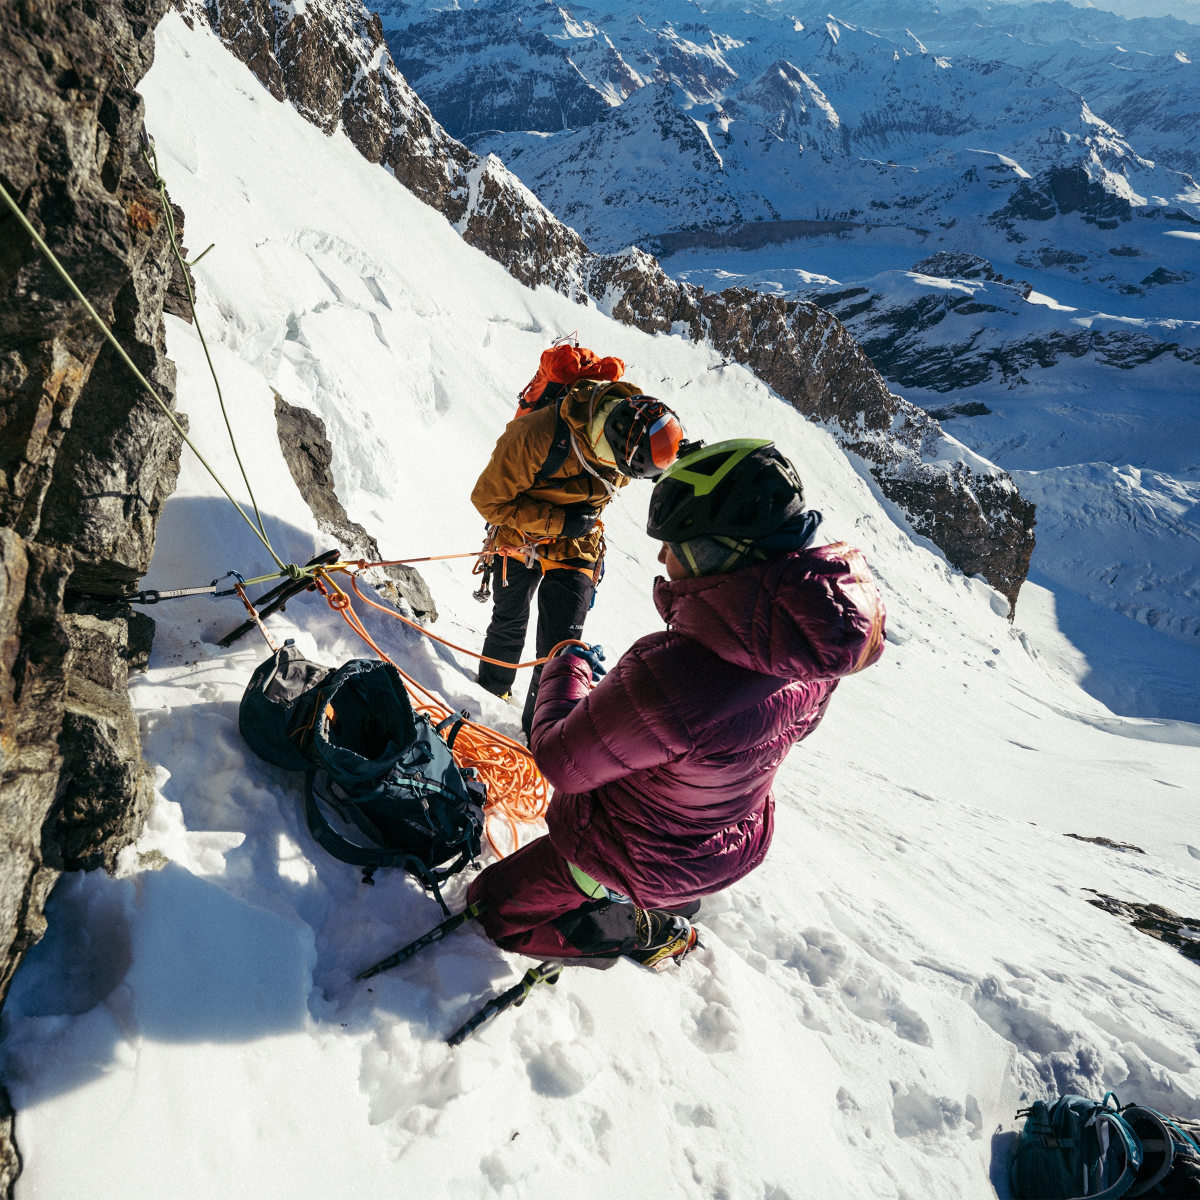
[302,772,475,913]
[303,771,414,871]
[533,396,574,484]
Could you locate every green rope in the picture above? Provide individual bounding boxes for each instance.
[136,130,279,563]
[0,176,291,573]
[116,57,277,560]
[112,50,284,568]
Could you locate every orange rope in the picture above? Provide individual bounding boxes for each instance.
[348,573,550,672]
[311,572,551,859]
[352,551,486,569]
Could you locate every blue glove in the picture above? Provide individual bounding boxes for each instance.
[561,643,607,678]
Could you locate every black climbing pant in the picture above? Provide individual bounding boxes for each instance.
[476,557,596,736]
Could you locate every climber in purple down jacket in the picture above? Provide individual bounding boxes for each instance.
[466,438,887,969]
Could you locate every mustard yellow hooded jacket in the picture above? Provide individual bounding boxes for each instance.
[471,381,639,569]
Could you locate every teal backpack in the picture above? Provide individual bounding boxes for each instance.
[1012,1092,1200,1199]
[1012,1093,1142,1199]
[239,642,485,912]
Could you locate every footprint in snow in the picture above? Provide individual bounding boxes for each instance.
[891,1085,973,1139]
[688,967,742,1054]
[783,926,932,1046]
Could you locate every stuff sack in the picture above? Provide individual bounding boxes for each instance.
[516,342,624,417]
[1121,1106,1200,1198]
[1012,1092,1143,1200]
[238,640,332,771]
[240,643,484,907]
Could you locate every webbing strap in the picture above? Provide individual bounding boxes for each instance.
[434,711,467,750]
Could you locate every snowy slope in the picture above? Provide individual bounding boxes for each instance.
[1,15,1199,1200]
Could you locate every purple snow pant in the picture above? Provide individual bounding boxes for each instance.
[466,834,636,960]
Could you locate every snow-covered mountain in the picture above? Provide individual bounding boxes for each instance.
[381,0,1200,257]
[1,15,1198,1198]
[376,0,1200,695]
[375,0,1199,356]
[173,0,1047,612]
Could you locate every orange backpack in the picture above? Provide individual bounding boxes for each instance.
[516,343,625,418]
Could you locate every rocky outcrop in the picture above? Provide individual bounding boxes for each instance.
[383,8,626,140]
[582,258,1036,600]
[807,251,1200,394]
[993,164,1134,229]
[179,0,1037,608]
[272,393,436,620]
[1085,891,1200,966]
[1,0,182,1182]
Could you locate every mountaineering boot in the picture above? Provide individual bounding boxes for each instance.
[628,908,700,970]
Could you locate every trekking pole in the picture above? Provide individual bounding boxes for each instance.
[355,901,486,981]
[446,962,564,1046]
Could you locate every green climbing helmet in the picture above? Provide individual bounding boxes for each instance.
[646,438,806,543]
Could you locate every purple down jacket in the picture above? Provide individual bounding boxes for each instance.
[530,542,887,908]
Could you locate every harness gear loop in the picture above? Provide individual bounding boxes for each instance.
[472,528,497,602]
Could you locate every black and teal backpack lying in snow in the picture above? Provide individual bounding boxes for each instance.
[239,642,485,910]
[1011,1091,1200,1199]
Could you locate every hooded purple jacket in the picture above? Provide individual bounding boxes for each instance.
[530,542,886,907]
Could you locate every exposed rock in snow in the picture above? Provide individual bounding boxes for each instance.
[272,392,436,618]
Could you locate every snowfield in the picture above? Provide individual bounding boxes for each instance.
[1,15,1198,1200]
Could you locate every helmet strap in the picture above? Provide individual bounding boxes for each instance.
[671,535,762,577]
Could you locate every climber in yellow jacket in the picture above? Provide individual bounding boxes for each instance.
[472,377,684,738]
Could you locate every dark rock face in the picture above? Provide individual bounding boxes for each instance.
[810,255,1199,395]
[575,254,1036,604]
[1,1,182,1181]
[993,165,1134,229]
[684,284,1036,602]
[272,393,436,620]
[1085,890,1200,965]
[387,15,621,139]
[183,0,1037,609]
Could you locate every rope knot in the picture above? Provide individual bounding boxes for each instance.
[282,563,307,581]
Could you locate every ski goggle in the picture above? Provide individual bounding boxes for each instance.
[614,401,685,477]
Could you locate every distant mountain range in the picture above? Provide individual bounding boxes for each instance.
[377,0,1199,249]
[375,0,1200,400]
